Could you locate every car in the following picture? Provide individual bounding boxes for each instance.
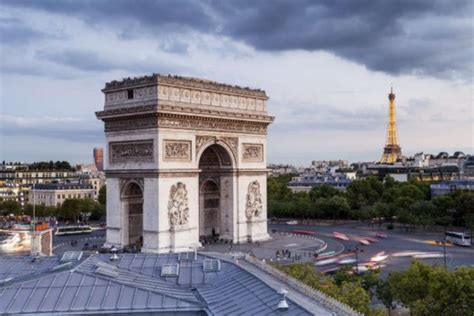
[337,258,357,265]
[359,239,370,245]
[333,232,350,240]
[315,258,338,266]
[286,220,298,225]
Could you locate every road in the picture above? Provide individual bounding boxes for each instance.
[270,222,474,275]
[53,228,106,254]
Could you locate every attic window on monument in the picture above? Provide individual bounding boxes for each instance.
[127,89,134,99]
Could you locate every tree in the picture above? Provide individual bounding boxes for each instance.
[376,279,396,314]
[346,178,381,209]
[383,175,397,190]
[387,261,474,315]
[327,195,351,220]
[277,263,376,315]
[0,200,22,215]
[387,261,433,309]
[59,199,82,221]
[399,184,424,201]
[267,175,293,202]
[309,184,340,201]
[98,185,106,206]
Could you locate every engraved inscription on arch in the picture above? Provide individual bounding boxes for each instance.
[109,140,154,163]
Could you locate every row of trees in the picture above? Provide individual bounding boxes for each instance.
[0,186,106,221]
[28,160,75,171]
[377,261,474,315]
[277,262,384,315]
[268,175,474,229]
[277,261,474,315]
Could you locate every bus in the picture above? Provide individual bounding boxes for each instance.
[445,231,471,246]
[55,225,92,236]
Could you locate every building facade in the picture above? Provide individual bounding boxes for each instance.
[28,183,94,207]
[0,170,76,186]
[79,173,106,200]
[430,180,474,197]
[96,74,274,253]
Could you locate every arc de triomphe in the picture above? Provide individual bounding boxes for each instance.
[96,74,274,253]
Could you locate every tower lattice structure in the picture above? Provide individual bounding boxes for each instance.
[380,87,402,163]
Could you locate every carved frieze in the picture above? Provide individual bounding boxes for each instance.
[242,143,263,162]
[220,137,238,158]
[196,135,238,159]
[168,182,190,227]
[245,180,263,219]
[109,140,154,163]
[158,115,268,134]
[105,116,158,132]
[163,140,191,161]
[104,114,269,134]
[196,136,215,154]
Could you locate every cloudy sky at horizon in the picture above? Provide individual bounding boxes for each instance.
[0,0,472,166]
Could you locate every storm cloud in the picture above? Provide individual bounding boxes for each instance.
[2,0,472,80]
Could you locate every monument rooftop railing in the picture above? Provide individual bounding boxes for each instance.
[101,73,269,116]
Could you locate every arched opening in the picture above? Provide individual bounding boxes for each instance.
[198,144,234,243]
[121,181,143,248]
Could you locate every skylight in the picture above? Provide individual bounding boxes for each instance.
[161,263,180,277]
[203,259,221,272]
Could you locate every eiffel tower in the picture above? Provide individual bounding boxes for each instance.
[380,87,402,163]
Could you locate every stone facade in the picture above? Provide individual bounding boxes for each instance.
[28,183,95,207]
[96,73,274,253]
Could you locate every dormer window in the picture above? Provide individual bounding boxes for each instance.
[127,89,133,99]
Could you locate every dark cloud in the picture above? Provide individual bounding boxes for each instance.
[0,17,50,45]
[1,0,214,35]
[1,0,472,80]
[36,49,117,72]
[14,48,186,78]
[212,0,472,80]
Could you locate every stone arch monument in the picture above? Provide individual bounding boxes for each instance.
[96,74,274,253]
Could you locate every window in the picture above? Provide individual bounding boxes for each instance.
[57,194,60,199]
[127,89,133,99]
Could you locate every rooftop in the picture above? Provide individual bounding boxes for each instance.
[32,183,93,190]
[103,73,268,99]
[0,252,342,315]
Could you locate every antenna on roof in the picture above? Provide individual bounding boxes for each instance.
[277,289,289,310]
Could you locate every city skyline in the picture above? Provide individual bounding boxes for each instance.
[1,1,473,165]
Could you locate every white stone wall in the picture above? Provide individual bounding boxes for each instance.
[105,178,121,247]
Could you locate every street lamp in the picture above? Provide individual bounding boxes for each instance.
[347,246,364,274]
[435,240,447,270]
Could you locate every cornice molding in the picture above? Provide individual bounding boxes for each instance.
[96,103,274,123]
[102,73,268,99]
[100,111,272,134]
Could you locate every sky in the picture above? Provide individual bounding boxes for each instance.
[0,0,473,166]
